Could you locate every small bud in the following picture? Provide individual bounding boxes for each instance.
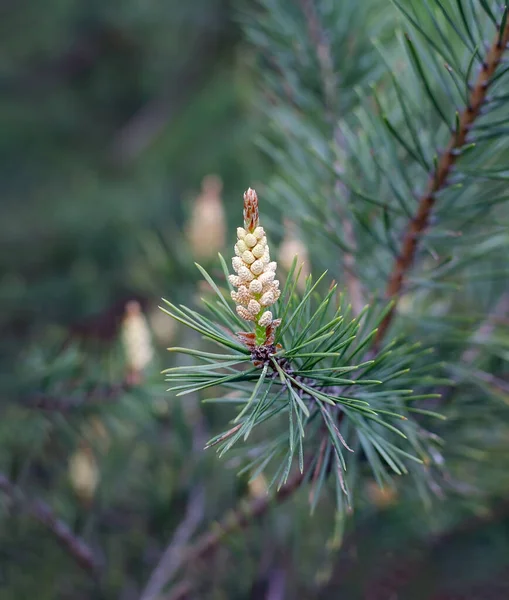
[258,311,273,327]
[238,266,255,283]
[237,227,247,239]
[248,299,261,315]
[244,233,257,248]
[232,257,243,272]
[236,239,248,254]
[260,291,275,306]
[249,279,263,294]
[254,227,265,240]
[242,250,256,264]
[237,305,256,321]
[250,260,264,276]
[259,271,275,285]
[237,286,251,305]
[252,244,265,258]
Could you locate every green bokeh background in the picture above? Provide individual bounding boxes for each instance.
[1,1,509,598]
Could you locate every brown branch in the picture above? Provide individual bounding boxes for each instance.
[140,486,205,600]
[139,330,210,600]
[160,467,306,599]
[0,472,101,574]
[375,20,509,346]
[163,581,193,600]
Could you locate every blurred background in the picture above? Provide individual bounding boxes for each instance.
[1,1,509,599]
[0,0,270,361]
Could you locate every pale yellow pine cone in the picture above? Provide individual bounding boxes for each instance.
[248,473,268,498]
[230,188,281,328]
[69,447,99,503]
[187,174,226,260]
[122,301,154,375]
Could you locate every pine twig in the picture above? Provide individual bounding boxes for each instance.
[264,567,287,600]
[139,330,211,600]
[461,292,509,365]
[139,486,205,600]
[437,291,509,403]
[300,0,365,316]
[299,0,337,115]
[160,467,306,598]
[25,382,130,411]
[163,581,193,600]
[334,127,365,317]
[0,472,101,574]
[375,19,509,346]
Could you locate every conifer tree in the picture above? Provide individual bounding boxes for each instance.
[2,1,509,598]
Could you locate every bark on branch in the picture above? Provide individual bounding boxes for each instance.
[375,20,509,346]
[158,467,306,599]
[0,473,101,574]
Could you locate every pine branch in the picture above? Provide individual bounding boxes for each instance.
[163,581,193,600]
[436,290,509,404]
[375,17,509,346]
[24,382,130,411]
[140,330,208,600]
[139,486,205,600]
[300,0,365,315]
[334,127,365,317]
[299,0,337,116]
[461,291,509,365]
[157,466,306,599]
[0,472,101,574]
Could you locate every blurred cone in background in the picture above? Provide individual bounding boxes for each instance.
[187,174,226,261]
[122,300,154,385]
[365,480,398,509]
[248,473,269,498]
[148,304,177,346]
[69,445,99,506]
[279,219,310,291]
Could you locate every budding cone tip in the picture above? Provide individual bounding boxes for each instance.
[243,187,259,232]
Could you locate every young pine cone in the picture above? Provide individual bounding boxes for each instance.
[229,188,281,330]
